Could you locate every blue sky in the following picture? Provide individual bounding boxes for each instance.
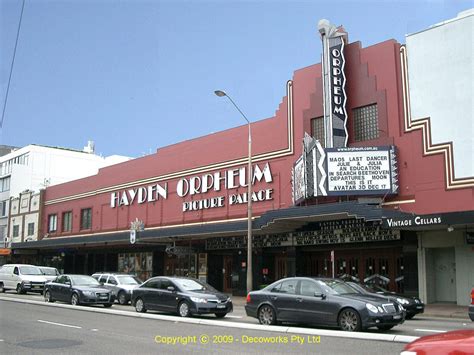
[1,0,472,158]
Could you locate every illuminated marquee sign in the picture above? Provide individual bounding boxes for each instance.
[326,146,398,195]
[110,163,274,212]
[292,144,398,201]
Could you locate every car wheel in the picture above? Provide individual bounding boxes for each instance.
[16,284,25,295]
[44,290,54,303]
[377,325,395,331]
[103,303,113,308]
[405,314,415,320]
[215,313,227,318]
[118,291,128,305]
[178,301,191,317]
[338,308,361,332]
[135,298,147,313]
[0,282,5,293]
[70,293,80,306]
[258,305,276,325]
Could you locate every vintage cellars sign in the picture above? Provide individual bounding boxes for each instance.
[110,163,274,212]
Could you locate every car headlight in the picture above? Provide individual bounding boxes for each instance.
[227,297,232,302]
[397,298,410,305]
[190,297,208,303]
[22,281,31,285]
[82,291,95,297]
[366,303,379,313]
[377,306,384,313]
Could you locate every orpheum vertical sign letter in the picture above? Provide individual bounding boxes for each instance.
[318,19,348,148]
[329,42,348,147]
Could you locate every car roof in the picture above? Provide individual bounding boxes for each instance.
[92,272,131,275]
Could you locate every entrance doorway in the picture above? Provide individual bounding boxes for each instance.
[302,247,402,290]
[431,247,456,303]
[275,255,288,280]
[223,256,233,293]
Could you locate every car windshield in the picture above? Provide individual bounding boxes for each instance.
[40,267,59,276]
[70,275,100,286]
[19,266,42,275]
[174,279,217,293]
[117,275,142,285]
[317,280,358,295]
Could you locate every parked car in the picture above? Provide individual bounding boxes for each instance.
[469,288,474,321]
[44,274,114,307]
[92,272,142,305]
[245,277,405,331]
[38,266,61,282]
[0,264,48,294]
[401,329,474,355]
[131,276,233,318]
[345,281,424,320]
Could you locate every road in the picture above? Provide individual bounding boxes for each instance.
[1,292,472,337]
[1,300,406,354]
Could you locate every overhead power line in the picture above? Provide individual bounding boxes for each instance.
[1,0,26,129]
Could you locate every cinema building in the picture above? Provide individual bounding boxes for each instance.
[12,12,474,304]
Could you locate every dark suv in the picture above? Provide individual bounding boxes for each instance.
[92,272,142,305]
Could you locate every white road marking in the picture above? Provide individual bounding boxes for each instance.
[91,329,99,332]
[37,320,82,329]
[224,315,243,319]
[415,329,447,333]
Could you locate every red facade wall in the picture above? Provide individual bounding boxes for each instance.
[41,38,474,239]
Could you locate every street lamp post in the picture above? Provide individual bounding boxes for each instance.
[214,90,253,294]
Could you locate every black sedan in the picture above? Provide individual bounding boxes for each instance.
[44,274,114,307]
[245,277,405,331]
[345,282,424,320]
[131,276,233,318]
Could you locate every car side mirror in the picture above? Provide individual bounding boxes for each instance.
[167,286,175,292]
[314,292,326,300]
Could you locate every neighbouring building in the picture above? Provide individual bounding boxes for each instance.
[0,143,130,264]
[10,11,473,304]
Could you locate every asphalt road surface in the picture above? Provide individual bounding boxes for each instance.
[1,300,407,354]
[1,292,472,337]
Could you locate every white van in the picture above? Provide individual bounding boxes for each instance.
[0,264,48,294]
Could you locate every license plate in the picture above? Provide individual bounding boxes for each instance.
[217,305,225,308]
[33,286,40,289]
[416,306,423,309]
[393,315,402,320]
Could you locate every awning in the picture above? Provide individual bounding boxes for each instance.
[11,201,410,250]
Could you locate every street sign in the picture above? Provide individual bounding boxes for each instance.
[130,230,136,244]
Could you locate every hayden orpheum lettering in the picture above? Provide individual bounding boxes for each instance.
[177,163,272,197]
[111,184,167,208]
[110,163,274,210]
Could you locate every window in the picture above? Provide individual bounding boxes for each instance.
[144,279,160,289]
[80,208,92,229]
[0,177,10,192]
[48,214,57,232]
[272,279,298,294]
[311,116,325,147]
[0,200,7,217]
[300,280,321,297]
[99,275,108,284]
[108,277,118,286]
[62,211,72,232]
[353,104,379,141]
[12,225,19,238]
[27,223,35,236]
